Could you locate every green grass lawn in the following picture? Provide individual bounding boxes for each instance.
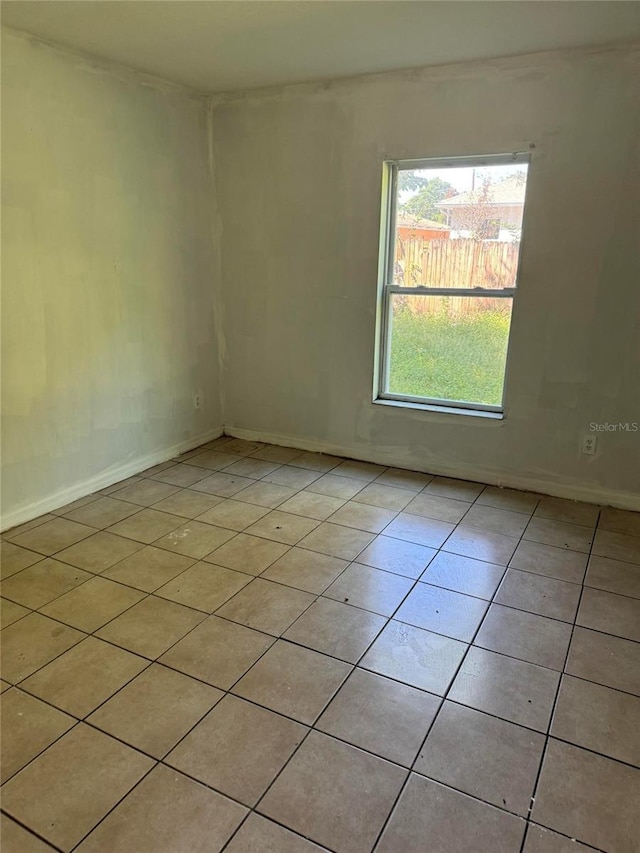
[388,305,511,406]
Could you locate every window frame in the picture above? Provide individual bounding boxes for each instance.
[374,152,531,416]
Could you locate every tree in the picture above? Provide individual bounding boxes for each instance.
[400,176,455,223]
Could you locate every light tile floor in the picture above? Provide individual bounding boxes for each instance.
[1,436,639,852]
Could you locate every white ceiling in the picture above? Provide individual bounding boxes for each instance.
[3,1,640,94]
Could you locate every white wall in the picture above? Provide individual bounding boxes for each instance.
[211,45,640,508]
[1,31,221,528]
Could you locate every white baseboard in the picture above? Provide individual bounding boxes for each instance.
[225,426,640,511]
[1,427,224,532]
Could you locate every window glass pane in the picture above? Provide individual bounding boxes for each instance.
[394,163,528,289]
[386,294,512,406]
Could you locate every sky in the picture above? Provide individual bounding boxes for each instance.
[401,163,528,198]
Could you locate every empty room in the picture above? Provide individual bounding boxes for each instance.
[1,1,639,851]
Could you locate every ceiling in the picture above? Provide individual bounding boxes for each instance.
[3,1,640,94]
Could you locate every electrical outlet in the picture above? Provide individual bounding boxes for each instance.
[193,393,202,410]
[582,434,597,455]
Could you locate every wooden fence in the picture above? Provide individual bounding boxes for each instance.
[393,237,519,317]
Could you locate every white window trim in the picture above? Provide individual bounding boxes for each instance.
[373,152,531,416]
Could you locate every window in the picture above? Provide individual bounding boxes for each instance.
[375,153,530,414]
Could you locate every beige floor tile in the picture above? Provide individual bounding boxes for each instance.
[277,491,346,521]
[106,508,185,544]
[222,438,266,456]
[415,702,544,816]
[251,445,305,464]
[151,488,224,518]
[306,473,366,499]
[225,813,326,852]
[233,640,350,724]
[1,541,44,578]
[585,553,640,598]
[191,472,255,497]
[1,814,57,852]
[1,613,84,683]
[88,663,222,757]
[523,825,593,853]
[1,597,30,627]
[188,449,239,470]
[377,773,525,853]
[62,496,141,529]
[598,507,640,538]
[156,561,251,612]
[2,515,56,539]
[424,476,485,501]
[0,679,10,693]
[196,499,270,530]
[100,475,143,495]
[565,626,640,696]
[10,517,94,556]
[592,528,640,565]
[475,604,572,671]
[331,459,386,481]
[167,694,306,806]
[552,674,640,766]
[375,468,432,491]
[152,520,236,558]
[316,668,440,767]
[76,764,246,853]
[245,510,320,545]
[352,482,414,512]
[476,486,539,514]
[361,620,467,694]
[1,559,91,610]
[284,597,385,663]
[40,576,144,631]
[262,547,349,593]
[260,730,405,853]
[404,493,470,524]
[1,688,75,783]
[102,545,195,592]
[421,551,504,599]
[356,535,436,579]
[461,504,529,538]
[149,463,212,487]
[223,457,282,479]
[290,451,343,472]
[160,615,273,688]
[577,586,640,641]
[108,479,180,507]
[523,517,593,553]
[233,480,299,508]
[1,724,153,851]
[384,513,454,548]
[449,647,560,731]
[96,595,205,658]
[396,584,488,642]
[444,527,519,565]
[21,636,147,718]
[534,496,599,527]
[494,568,581,622]
[532,739,640,853]
[54,531,144,573]
[216,578,315,635]
[323,563,413,616]
[298,522,374,560]
[509,540,587,583]
[327,501,396,534]
[205,533,289,575]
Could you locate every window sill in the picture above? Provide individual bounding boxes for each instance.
[372,397,504,420]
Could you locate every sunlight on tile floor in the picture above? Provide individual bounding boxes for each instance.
[1,437,639,852]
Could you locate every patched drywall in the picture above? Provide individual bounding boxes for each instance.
[1,31,221,527]
[211,46,640,507]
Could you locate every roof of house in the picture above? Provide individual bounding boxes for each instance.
[438,174,527,208]
[396,212,450,230]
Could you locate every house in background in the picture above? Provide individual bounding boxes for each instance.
[396,212,451,242]
[438,173,526,241]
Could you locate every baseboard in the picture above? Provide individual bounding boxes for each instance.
[1,427,224,532]
[224,426,640,511]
